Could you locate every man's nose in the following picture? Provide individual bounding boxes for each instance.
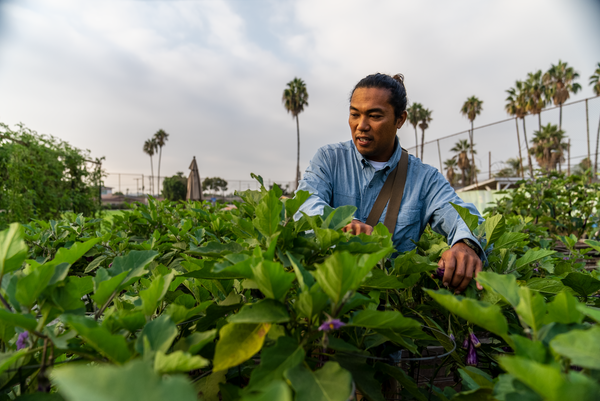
[357,116,370,131]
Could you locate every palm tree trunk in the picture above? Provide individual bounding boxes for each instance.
[469,121,478,187]
[157,146,162,196]
[595,112,600,177]
[522,118,534,178]
[414,127,419,158]
[150,156,154,195]
[295,115,301,190]
[538,113,542,131]
[586,99,591,167]
[559,104,563,130]
[515,118,524,179]
[420,128,425,162]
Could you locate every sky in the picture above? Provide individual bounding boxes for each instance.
[1,0,599,194]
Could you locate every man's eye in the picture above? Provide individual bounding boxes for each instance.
[350,113,359,117]
[370,115,382,119]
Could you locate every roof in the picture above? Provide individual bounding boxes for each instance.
[455,177,523,192]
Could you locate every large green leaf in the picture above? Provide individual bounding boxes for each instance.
[484,214,505,250]
[561,272,600,297]
[53,359,197,401]
[493,232,528,250]
[0,224,28,276]
[0,350,28,377]
[49,238,100,269]
[227,299,290,324]
[241,380,293,401]
[16,264,56,309]
[135,315,178,355]
[174,329,217,355]
[583,239,600,253]
[361,269,406,289]
[246,336,305,390]
[213,323,271,372]
[576,304,600,323]
[284,361,352,401]
[376,363,427,401]
[0,309,37,332]
[253,190,283,237]
[348,310,421,335]
[509,335,547,363]
[544,290,583,325]
[526,278,566,295]
[450,203,479,232]
[287,252,314,291]
[550,326,600,370]
[284,190,311,219]
[187,242,243,258]
[251,261,294,301]
[334,354,386,401]
[321,205,356,231]
[107,250,158,287]
[154,350,209,374]
[139,271,174,316]
[91,270,128,306]
[63,315,132,364]
[424,289,510,343]
[515,287,546,336]
[515,249,556,270]
[476,271,520,307]
[294,283,328,321]
[499,356,600,401]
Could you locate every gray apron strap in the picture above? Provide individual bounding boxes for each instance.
[365,148,409,234]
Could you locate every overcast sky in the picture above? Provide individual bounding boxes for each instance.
[1,0,599,193]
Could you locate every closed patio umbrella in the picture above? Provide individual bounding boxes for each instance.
[187,156,202,201]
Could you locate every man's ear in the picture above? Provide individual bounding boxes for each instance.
[396,110,408,130]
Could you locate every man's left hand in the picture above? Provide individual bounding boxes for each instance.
[439,242,483,294]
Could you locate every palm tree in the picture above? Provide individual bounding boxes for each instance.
[543,60,582,129]
[529,123,568,172]
[506,157,523,177]
[406,103,423,158]
[143,138,157,195]
[525,70,548,130]
[443,158,457,186]
[590,63,600,176]
[153,129,169,195]
[450,139,475,186]
[460,96,483,186]
[505,81,531,178]
[418,108,433,161]
[282,77,309,189]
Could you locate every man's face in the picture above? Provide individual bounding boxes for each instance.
[349,87,407,162]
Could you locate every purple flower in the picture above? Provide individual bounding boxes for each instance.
[563,257,569,261]
[318,319,346,332]
[533,268,539,273]
[434,266,445,280]
[16,332,29,350]
[469,331,481,348]
[466,342,478,366]
[462,337,469,349]
[449,333,455,342]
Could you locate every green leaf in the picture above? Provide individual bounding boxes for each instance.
[0,350,28,376]
[154,350,209,374]
[0,223,28,276]
[253,190,283,237]
[213,323,271,372]
[246,336,305,391]
[174,330,217,355]
[544,290,583,325]
[287,252,314,291]
[108,250,158,287]
[510,334,547,363]
[583,239,600,253]
[227,299,290,324]
[321,205,356,231]
[16,264,56,309]
[284,362,352,401]
[515,249,556,270]
[515,287,546,336]
[187,242,243,258]
[450,203,479,232]
[348,310,421,335]
[561,272,600,297]
[139,271,174,316]
[314,228,341,250]
[526,278,566,295]
[50,238,101,268]
[459,366,494,389]
[53,359,198,401]
[476,271,520,307]
[294,283,328,321]
[251,261,294,301]
[550,326,600,370]
[91,270,128,306]
[0,310,37,332]
[483,214,505,250]
[424,289,510,343]
[576,304,600,323]
[361,269,407,289]
[499,356,600,401]
[165,300,213,324]
[84,255,106,273]
[284,190,311,219]
[135,315,178,355]
[376,362,427,401]
[334,354,386,401]
[242,381,292,401]
[63,315,132,364]
[493,232,528,250]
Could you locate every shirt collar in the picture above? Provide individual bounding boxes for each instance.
[352,137,402,170]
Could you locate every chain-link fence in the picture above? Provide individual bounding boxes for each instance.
[404,95,600,189]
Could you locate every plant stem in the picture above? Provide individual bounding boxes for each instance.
[95,290,119,320]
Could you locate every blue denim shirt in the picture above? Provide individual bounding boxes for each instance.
[296,138,485,256]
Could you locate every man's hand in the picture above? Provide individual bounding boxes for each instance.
[439,242,483,294]
[342,219,373,235]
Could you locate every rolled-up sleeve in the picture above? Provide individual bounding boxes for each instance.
[294,148,334,220]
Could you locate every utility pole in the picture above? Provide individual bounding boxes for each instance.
[586,99,591,163]
[489,152,491,179]
[134,178,141,195]
[437,139,442,173]
[568,139,571,176]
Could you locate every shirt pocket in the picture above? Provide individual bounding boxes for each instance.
[393,208,422,252]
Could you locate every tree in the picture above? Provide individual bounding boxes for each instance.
[524,70,548,130]
[162,172,187,202]
[450,139,475,186]
[505,81,531,178]
[506,157,523,177]
[443,158,457,186]
[143,138,157,194]
[543,60,581,129]
[202,177,228,195]
[590,62,600,176]
[282,78,309,190]
[418,108,433,161]
[406,103,423,158]
[529,123,568,172]
[460,96,483,186]
[153,129,170,195]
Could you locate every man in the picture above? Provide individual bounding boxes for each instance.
[297,73,484,293]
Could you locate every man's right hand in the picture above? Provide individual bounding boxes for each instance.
[342,219,373,235]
